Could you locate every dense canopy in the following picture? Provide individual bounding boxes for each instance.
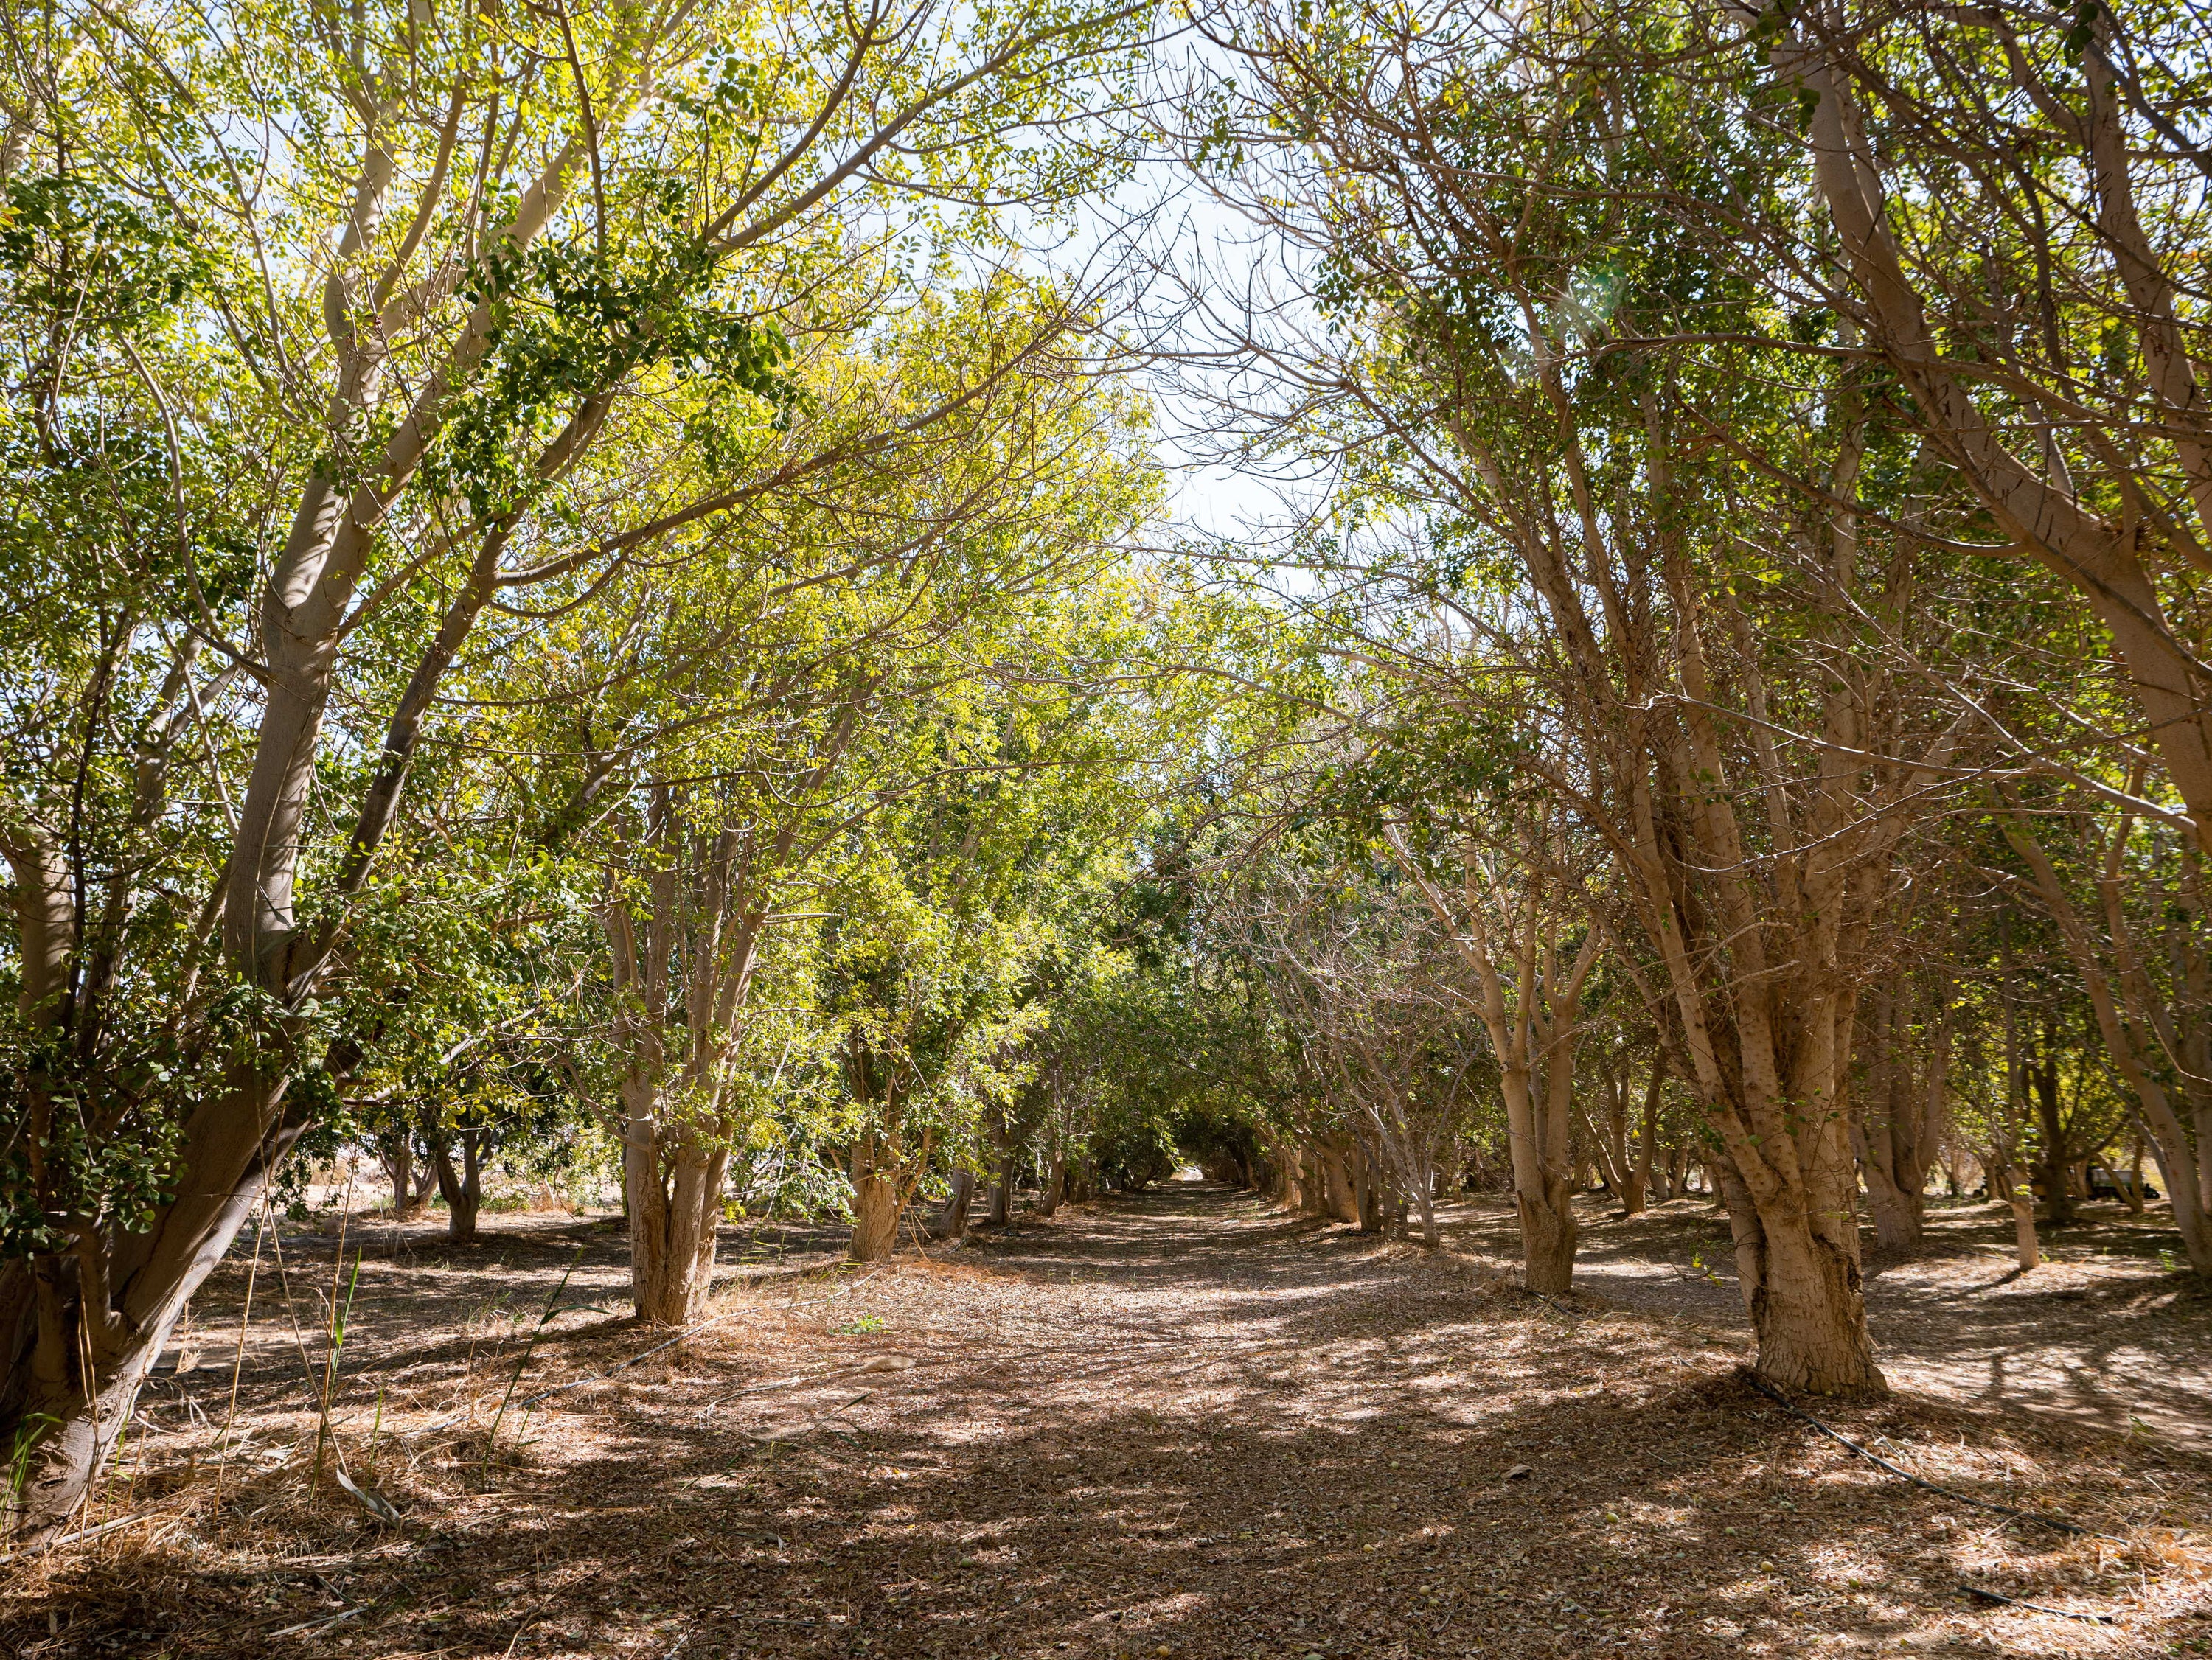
[1,0,2208,1647]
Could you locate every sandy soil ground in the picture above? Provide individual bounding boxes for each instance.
[4,1184,2208,1660]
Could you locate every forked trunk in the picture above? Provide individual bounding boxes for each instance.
[1852,980,1940,1252]
[1498,1047,1585,1296]
[378,1133,428,1221]
[5,1298,179,1548]
[1618,1167,1648,1216]
[1405,1163,1439,1249]
[2,1068,296,1544]
[988,1154,1014,1225]
[849,1135,900,1262]
[431,1129,484,1243]
[1738,1220,1883,1395]
[629,1134,731,1325]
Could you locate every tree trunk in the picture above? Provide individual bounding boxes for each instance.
[1500,1052,1581,1295]
[1717,1163,1885,1397]
[2125,1135,2148,1216]
[1854,981,1940,1252]
[1515,1174,1576,1295]
[1320,1140,1357,1224]
[1621,1057,1663,1216]
[2,1068,298,1543]
[2002,1166,2042,1269]
[1353,1137,1385,1233]
[378,1131,428,1221]
[624,1116,731,1325]
[1409,1177,1439,1248]
[1863,1178,1922,1252]
[931,1168,975,1241]
[431,1129,484,1243]
[1036,1147,1067,1220]
[849,1135,900,1263]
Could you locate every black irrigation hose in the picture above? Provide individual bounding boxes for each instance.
[1739,1371,2134,1547]
[1524,1288,1582,1323]
[1521,1286,2144,1593]
[1957,1583,2118,1625]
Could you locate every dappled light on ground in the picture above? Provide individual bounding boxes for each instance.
[5,1187,2205,1658]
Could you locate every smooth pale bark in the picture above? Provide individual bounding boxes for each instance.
[931,1169,976,1241]
[604,781,826,1318]
[1854,981,1946,1252]
[430,1129,485,1243]
[1779,29,2212,839]
[1772,23,2212,1285]
[1387,825,1601,1295]
[1319,1141,1358,1224]
[1,1064,296,1539]
[2001,1166,2042,1270]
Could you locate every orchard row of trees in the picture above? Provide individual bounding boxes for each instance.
[7,0,2212,1546]
[1143,0,2212,1403]
[0,0,1222,1541]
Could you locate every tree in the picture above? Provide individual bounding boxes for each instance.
[0,0,1150,1538]
[1166,0,1993,1390]
[1383,793,1605,1286]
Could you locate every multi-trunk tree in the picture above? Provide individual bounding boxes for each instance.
[0,0,1150,1538]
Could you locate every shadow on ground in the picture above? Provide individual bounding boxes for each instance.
[9,1185,2206,1659]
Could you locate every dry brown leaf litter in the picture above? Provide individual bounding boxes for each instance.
[4,1185,2208,1659]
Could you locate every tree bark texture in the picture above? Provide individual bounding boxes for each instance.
[931,1169,977,1241]
[1854,980,1946,1252]
[430,1129,485,1243]
[849,1135,900,1264]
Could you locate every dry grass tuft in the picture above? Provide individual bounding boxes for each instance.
[5,1190,2207,1659]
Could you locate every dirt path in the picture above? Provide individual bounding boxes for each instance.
[9,1185,2208,1659]
[1436,1192,2212,1451]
